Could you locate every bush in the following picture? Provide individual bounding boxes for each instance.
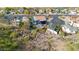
[0,27,19,50]
[10,32,18,38]
[0,38,19,51]
[30,29,37,39]
[23,35,30,43]
[66,39,79,51]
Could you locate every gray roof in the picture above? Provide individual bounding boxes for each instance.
[48,15,65,30]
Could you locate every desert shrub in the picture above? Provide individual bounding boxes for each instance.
[66,41,75,51]
[59,30,65,37]
[76,31,79,39]
[22,35,30,43]
[0,39,19,51]
[66,38,79,51]
[30,29,37,39]
[10,32,18,39]
[0,26,20,50]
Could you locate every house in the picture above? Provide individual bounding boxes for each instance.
[11,17,20,26]
[68,8,77,15]
[32,15,47,28]
[48,15,65,30]
[22,16,29,22]
[47,15,65,34]
[33,15,46,21]
[60,16,78,34]
[11,15,29,26]
[11,18,16,26]
[47,15,79,34]
[61,16,79,28]
[69,16,79,28]
[61,23,78,34]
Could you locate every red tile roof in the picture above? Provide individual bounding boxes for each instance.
[34,16,46,21]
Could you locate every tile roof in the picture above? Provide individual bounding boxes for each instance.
[34,16,46,21]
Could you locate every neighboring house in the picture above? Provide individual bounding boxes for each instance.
[32,15,47,28]
[61,22,78,34]
[73,23,79,28]
[11,18,17,26]
[22,16,29,22]
[61,16,79,28]
[69,11,77,15]
[11,17,20,26]
[69,16,79,28]
[11,15,29,26]
[4,14,14,22]
[60,16,78,34]
[47,15,79,34]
